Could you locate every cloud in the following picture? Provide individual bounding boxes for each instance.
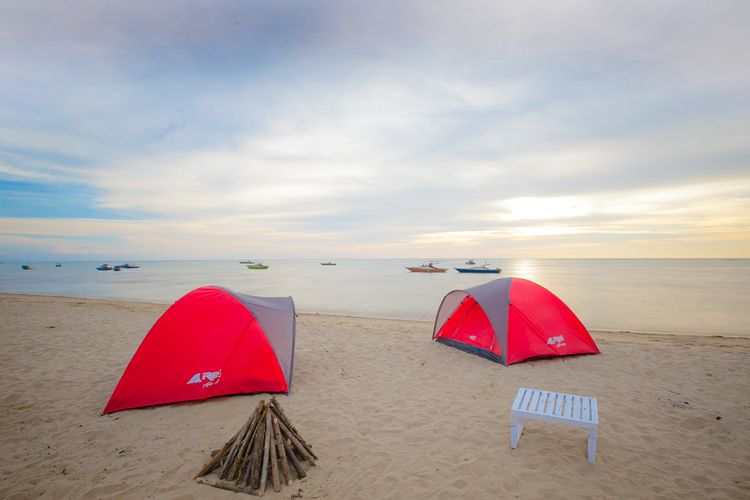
[495,178,750,223]
[0,1,749,258]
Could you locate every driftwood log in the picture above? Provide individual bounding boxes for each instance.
[196,398,316,496]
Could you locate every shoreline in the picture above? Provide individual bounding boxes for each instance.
[2,292,748,340]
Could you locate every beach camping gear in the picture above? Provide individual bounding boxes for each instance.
[195,397,316,495]
[432,277,599,365]
[511,387,599,462]
[103,286,295,414]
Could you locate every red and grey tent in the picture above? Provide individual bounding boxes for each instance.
[103,286,295,413]
[433,278,599,365]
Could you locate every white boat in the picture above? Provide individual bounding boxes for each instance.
[455,263,501,274]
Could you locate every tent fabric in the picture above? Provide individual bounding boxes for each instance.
[432,278,599,365]
[103,286,295,414]
[220,288,296,387]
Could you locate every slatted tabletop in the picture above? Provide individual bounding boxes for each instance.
[512,387,598,426]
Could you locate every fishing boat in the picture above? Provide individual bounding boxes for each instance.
[320,262,336,266]
[454,263,501,274]
[405,262,448,273]
[246,262,269,270]
[119,263,140,269]
[96,264,113,271]
[22,264,33,270]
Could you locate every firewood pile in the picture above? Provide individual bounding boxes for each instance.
[195,397,317,496]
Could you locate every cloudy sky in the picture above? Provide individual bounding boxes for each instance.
[1,1,748,259]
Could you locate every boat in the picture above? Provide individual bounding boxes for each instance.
[405,262,448,273]
[113,266,122,271]
[239,260,255,264]
[465,259,476,265]
[454,263,501,274]
[55,263,62,267]
[246,263,269,269]
[320,262,336,266]
[96,264,112,271]
[119,263,140,269]
[22,264,33,270]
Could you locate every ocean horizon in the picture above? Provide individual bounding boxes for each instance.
[2,258,748,337]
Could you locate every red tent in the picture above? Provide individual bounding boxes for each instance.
[103,286,295,413]
[433,278,599,365]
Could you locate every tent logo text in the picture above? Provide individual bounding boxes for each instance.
[547,335,566,348]
[187,370,222,388]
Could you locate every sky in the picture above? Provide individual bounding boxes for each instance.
[1,1,749,260]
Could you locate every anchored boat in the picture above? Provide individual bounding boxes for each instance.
[454,263,501,274]
[406,262,448,273]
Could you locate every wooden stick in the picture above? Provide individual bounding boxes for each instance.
[245,417,266,489]
[219,420,251,479]
[259,410,273,495]
[220,401,264,479]
[277,418,316,465]
[219,407,258,479]
[272,417,292,485]
[197,478,261,496]
[194,428,239,479]
[282,435,306,479]
[243,404,267,450]
[269,416,280,492]
[228,411,258,481]
[239,431,257,488]
[270,398,318,459]
[234,403,271,481]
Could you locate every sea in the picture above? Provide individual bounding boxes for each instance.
[1,259,748,337]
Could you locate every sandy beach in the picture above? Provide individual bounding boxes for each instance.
[1,293,749,499]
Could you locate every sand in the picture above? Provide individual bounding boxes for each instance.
[1,293,749,499]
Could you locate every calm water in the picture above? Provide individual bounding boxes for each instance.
[1,259,748,337]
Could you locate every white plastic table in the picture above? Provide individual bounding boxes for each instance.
[511,387,598,463]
